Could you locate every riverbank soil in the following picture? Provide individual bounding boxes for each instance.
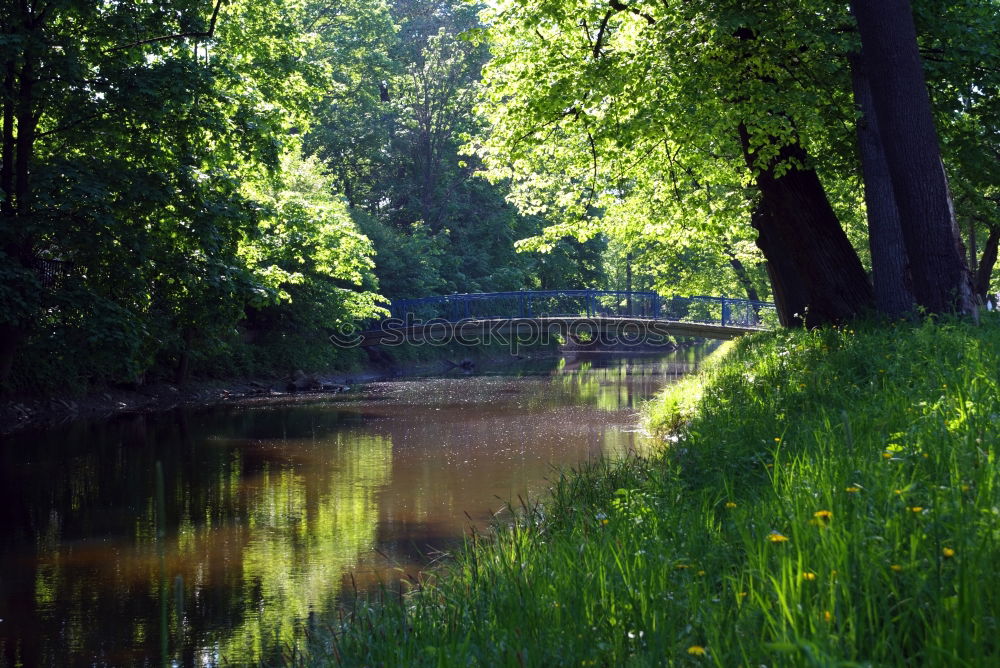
[317,316,1000,665]
[0,345,548,434]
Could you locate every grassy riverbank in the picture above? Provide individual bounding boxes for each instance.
[314,317,1000,666]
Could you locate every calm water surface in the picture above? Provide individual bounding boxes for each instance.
[0,348,711,666]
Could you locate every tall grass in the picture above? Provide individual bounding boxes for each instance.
[311,316,1000,666]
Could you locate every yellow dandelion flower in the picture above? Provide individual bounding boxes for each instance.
[768,531,789,543]
[943,547,955,558]
[687,645,706,656]
[961,484,970,492]
[813,510,832,523]
[601,519,609,525]
[908,506,923,513]
[845,486,860,493]
[725,502,737,509]
[882,452,893,459]
[890,564,902,572]
[894,489,903,495]
[697,570,706,576]
[675,564,689,570]
[801,571,817,581]
[823,610,833,623]
[774,437,781,442]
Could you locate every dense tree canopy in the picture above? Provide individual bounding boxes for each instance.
[472,0,1000,324]
[1,0,998,392]
[0,0,607,392]
[306,0,605,300]
[1,0,366,388]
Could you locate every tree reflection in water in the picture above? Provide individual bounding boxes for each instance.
[0,346,713,665]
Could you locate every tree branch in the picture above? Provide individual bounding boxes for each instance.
[34,111,104,139]
[592,11,613,59]
[608,0,655,25]
[106,0,225,53]
[587,130,599,206]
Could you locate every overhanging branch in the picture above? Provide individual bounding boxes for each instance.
[608,0,655,25]
[106,0,225,53]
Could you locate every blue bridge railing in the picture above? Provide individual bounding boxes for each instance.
[383,290,776,328]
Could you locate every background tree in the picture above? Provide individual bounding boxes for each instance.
[0,0,381,391]
[306,0,606,300]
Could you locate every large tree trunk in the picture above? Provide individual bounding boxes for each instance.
[0,324,22,387]
[1,61,14,217]
[852,0,976,315]
[750,201,808,327]
[740,125,874,327]
[848,52,915,318]
[0,35,31,388]
[14,50,37,218]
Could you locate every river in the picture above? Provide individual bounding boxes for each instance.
[0,346,712,666]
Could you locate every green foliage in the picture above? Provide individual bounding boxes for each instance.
[354,213,451,298]
[7,0,1000,393]
[473,0,847,297]
[2,0,619,393]
[310,317,1000,665]
[1,0,387,391]
[237,149,385,374]
[305,0,607,301]
[471,0,1000,301]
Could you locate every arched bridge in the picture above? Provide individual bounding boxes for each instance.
[351,290,775,347]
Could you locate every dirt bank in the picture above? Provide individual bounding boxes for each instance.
[0,353,538,435]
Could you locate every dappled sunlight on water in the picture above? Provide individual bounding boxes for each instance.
[0,346,711,665]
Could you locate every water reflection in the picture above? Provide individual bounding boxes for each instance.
[0,347,711,665]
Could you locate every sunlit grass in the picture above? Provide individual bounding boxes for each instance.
[306,315,1000,666]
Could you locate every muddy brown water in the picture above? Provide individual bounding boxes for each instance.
[0,347,713,666]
